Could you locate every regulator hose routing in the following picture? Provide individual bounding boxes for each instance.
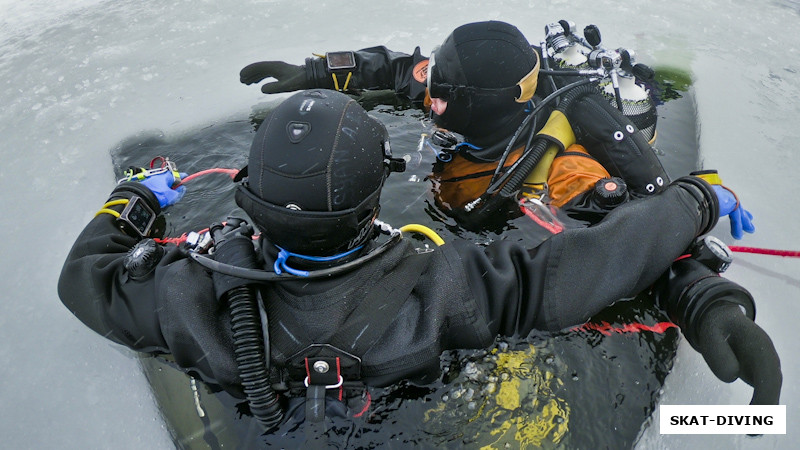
[496,82,598,198]
[227,285,283,430]
[210,222,283,431]
[470,80,596,219]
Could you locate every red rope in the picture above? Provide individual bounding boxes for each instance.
[176,168,238,186]
[730,246,800,258]
[352,391,372,418]
[572,321,678,335]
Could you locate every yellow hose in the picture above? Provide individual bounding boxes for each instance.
[399,224,445,246]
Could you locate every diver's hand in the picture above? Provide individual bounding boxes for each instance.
[695,302,782,405]
[239,61,309,93]
[140,170,187,208]
[691,170,755,239]
[713,185,755,240]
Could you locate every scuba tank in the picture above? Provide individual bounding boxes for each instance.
[546,21,658,144]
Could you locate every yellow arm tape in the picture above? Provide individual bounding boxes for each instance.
[95,199,129,218]
[331,72,354,92]
[695,172,723,185]
[399,224,445,246]
[342,72,353,91]
[536,110,575,151]
[103,199,130,208]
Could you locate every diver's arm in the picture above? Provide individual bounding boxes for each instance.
[463,176,718,337]
[654,257,782,405]
[241,46,429,104]
[57,182,169,350]
[465,171,781,405]
[58,182,244,394]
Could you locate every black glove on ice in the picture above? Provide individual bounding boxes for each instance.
[239,61,310,93]
[695,302,782,405]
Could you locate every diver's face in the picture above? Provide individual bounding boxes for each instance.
[430,97,448,115]
[427,50,449,117]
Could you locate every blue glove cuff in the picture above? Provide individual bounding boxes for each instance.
[139,171,187,208]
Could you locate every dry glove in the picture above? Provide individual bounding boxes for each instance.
[139,170,187,208]
[239,61,309,93]
[695,302,782,405]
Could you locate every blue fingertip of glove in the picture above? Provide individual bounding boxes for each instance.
[140,171,188,208]
[712,185,755,240]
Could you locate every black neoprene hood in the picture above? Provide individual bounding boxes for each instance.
[235,90,391,256]
[429,21,539,140]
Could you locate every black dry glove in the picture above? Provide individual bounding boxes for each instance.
[239,61,311,93]
[694,302,782,405]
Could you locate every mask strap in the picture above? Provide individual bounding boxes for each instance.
[516,51,541,103]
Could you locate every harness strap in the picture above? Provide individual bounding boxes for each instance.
[304,356,343,423]
[305,385,327,424]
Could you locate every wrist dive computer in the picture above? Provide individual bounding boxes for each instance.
[117,195,156,238]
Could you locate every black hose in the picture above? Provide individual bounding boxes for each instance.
[227,285,284,431]
[209,222,284,431]
[497,139,551,198]
[497,82,597,199]
[497,82,598,197]
[189,231,402,282]
[554,82,599,115]
[486,79,594,194]
[468,81,599,220]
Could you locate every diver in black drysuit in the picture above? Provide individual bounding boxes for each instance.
[59,90,779,439]
[239,20,671,224]
[239,20,753,239]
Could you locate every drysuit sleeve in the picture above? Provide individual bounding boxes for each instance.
[458,177,718,335]
[304,46,429,105]
[57,183,243,395]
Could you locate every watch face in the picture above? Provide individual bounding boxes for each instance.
[326,51,356,70]
[128,200,152,234]
[119,196,155,237]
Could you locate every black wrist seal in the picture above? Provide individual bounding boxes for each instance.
[671,176,719,237]
[655,258,755,347]
[109,181,162,215]
[305,57,335,90]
